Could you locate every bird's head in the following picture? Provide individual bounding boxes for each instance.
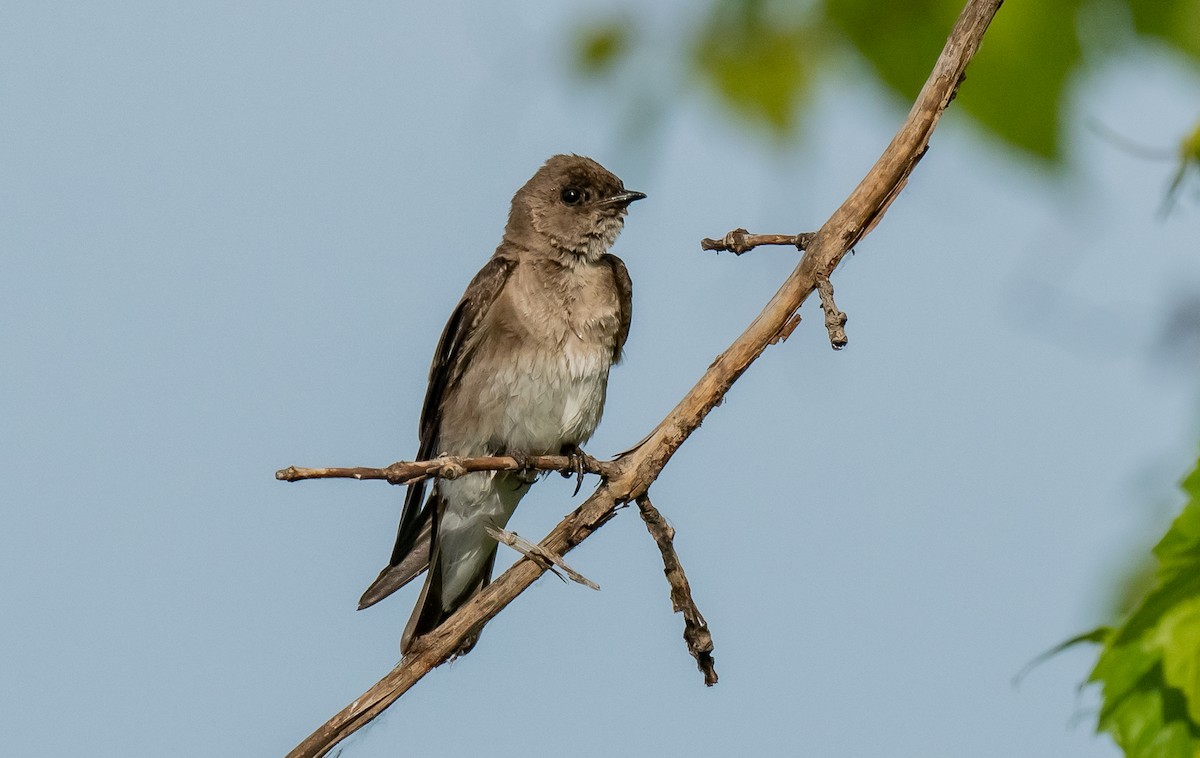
[508,154,645,262]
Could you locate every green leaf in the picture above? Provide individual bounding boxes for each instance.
[571,0,1200,165]
[954,0,1082,161]
[1162,122,1200,216]
[1152,598,1200,723]
[1015,626,1112,685]
[1097,662,1200,758]
[573,19,634,77]
[825,0,1081,160]
[1129,0,1200,60]
[691,0,815,136]
[1091,640,1162,722]
[823,0,960,99]
[1147,447,1200,580]
[1083,453,1200,756]
[1154,456,1200,564]
[1115,569,1200,645]
[1112,454,1200,642]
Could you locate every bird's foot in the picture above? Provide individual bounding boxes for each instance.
[502,450,539,483]
[559,444,598,496]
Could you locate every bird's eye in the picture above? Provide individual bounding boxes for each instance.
[560,187,583,206]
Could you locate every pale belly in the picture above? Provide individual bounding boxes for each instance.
[435,333,613,458]
[486,339,611,454]
[434,338,612,607]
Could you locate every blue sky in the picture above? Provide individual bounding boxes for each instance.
[2,2,1199,756]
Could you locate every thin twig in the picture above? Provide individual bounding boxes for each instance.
[636,494,717,686]
[287,487,623,758]
[275,454,618,487]
[285,1,1003,753]
[486,525,600,590]
[815,275,848,349]
[701,228,815,255]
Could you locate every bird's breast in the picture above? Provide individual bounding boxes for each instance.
[495,308,616,454]
[441,260,622,456]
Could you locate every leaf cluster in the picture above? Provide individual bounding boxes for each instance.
[571,0,1200,162]
[1072,458,1200,757]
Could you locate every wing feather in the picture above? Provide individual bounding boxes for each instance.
[602,253,633,363]
[358,253,517,609]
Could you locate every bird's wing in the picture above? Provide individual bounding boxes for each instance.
[602,253,633,363]
[358,253,518,609]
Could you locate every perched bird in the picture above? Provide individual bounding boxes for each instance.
[359,155,644,654]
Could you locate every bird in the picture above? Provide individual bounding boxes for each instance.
[358,154,645,655]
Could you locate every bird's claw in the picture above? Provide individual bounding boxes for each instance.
[505,450,536,478]
[560,444,594,496]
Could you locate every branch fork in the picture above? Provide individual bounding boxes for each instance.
[701,228,815,255]
[486,525,600,590]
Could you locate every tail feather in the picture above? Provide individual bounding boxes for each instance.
[400,542,499,656]
[358,493,435,610]
[371,472,526,655]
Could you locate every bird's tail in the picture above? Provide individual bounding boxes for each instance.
[394,472,528,655]
[400,540,499,656]
[358,497,434,610]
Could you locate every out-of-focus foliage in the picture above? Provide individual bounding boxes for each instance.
[690,0,816,135]
[1130,0,1200,59]
[1164,122,1200,214]
[1066,458,1200,758]
[574,18,634,77]
[828,0,1082,159]
[570,0,1200,163]
[572,5,1200,757]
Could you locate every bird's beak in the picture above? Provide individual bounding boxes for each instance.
[601,190,647,207]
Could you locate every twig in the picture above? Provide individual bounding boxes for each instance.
[770,313,802,345]
[486,525,600,590]
[701,228,815,255]
[636,494,717,686]
[287,487,623,758]
[284,1,1003,753]
[275,454,618,486]
[815,275,848,349]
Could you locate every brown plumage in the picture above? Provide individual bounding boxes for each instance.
[358,155,644,654]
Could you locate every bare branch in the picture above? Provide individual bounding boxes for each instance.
[816,275,849,349]
[287,487,623,758]
[275,454,618,487]
[770,312,802,345]
[285,1,1003,753]
[700,228,815,255]
[628,0,1001,490]
[636,494,717,686]
[486,525,600,590]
